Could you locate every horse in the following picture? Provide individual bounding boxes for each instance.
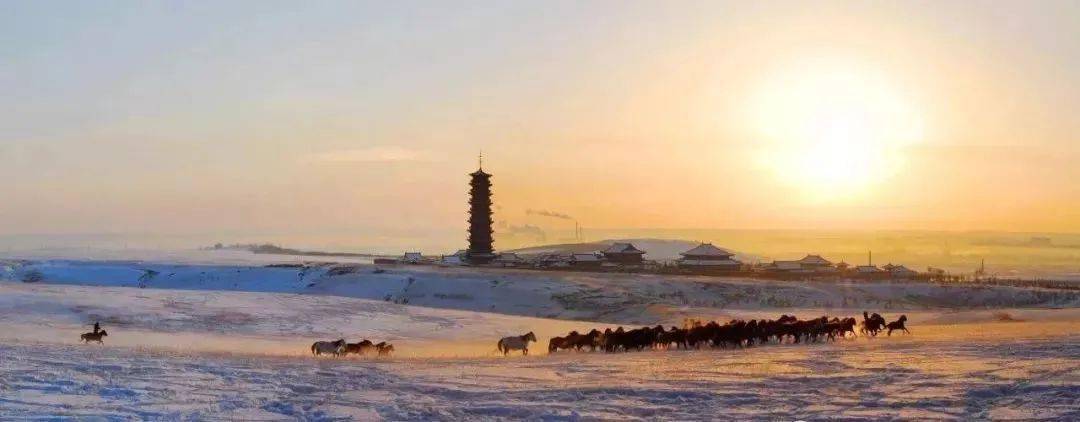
[548,336,569,353]
[311,339,346,356]
[657,326,687,350]
[375,342,394,356]
[861,311,886,337]
[344,340,375,356]
[837,317,858,339]
[497,332,537,356]
[80,330,108,344]
[885,315,910,336]
[575,329,602,351]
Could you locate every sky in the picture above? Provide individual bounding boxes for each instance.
[2,1,1079,249]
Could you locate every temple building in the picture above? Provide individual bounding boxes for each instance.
[855,265,882,275]
[763,254,835,273]
[678,243,741,272]
[797,254,833,271]
[602,242,646,264]
[882,263,918,279]
[465,161,496,264]
[570,253,603,268]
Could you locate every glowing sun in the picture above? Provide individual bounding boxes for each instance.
[751,59,923,199]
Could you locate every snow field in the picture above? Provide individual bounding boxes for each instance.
[2,257,1078,420]
[3,322,1077,420]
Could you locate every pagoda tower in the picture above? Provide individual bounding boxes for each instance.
[466,157,495,264]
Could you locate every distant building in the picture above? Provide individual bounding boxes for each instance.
[885,264,917,279]
[602,242,646,264]
[570,253,603,268]
[678,243,741,272]
[536,253,570,268]
[403,252,424,264]
[763,254,834,273]
[465,161,496,264]
[854,265,882,275]
[441,250,467,265]
[493,253,524,267]
[763,260,803,272]
[797,254,833,271]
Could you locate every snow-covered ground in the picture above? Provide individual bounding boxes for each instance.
[4,258,1078,326]
[0,282,608,359]
[2,297,1077,420]
[2,256,1078,420]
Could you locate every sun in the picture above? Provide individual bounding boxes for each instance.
[750,59,923,200]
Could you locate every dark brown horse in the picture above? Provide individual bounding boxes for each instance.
[375,342,394,356]
[548,336,569,353]
[885,315,910,336]
[344,340,375,356]
[80,330,108,344]
[861,311,886,336]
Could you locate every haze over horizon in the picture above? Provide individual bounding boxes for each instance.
[4,1,1079,242]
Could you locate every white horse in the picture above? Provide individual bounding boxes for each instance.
[311,339,346,356]
[497,332,537,356]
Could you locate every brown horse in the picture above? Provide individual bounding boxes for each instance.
[885,315,910,336]
[861,311,886,336]
[344,340,375,356]
[80,330,108,344]
[375,342,395,356]
[548,336,569,353]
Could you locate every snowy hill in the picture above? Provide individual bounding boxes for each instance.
[3,258,1076,326]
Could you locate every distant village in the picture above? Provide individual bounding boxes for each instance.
[377,241,929,281]
[373,161,935,282]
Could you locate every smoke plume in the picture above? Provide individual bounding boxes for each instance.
[526,209,573,220]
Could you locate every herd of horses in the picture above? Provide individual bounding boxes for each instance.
[310,339,395,357]
[81,312,909,358]
[542,311,910,355]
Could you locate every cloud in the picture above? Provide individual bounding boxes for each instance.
[303,146,440,163]
[526,209,573,220]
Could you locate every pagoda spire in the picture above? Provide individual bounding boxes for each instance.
[466,159,495,264]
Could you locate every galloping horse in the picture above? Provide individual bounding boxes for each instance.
[885,315,910,336]
[497,332,537,356]
[80,330,108,344]
[311,339,346,356]
[861,311,886,337]
[548,335,568,353]
[375,342,395,356]
[344,340,375,356]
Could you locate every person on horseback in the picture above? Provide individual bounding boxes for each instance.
[93,321,101,334]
